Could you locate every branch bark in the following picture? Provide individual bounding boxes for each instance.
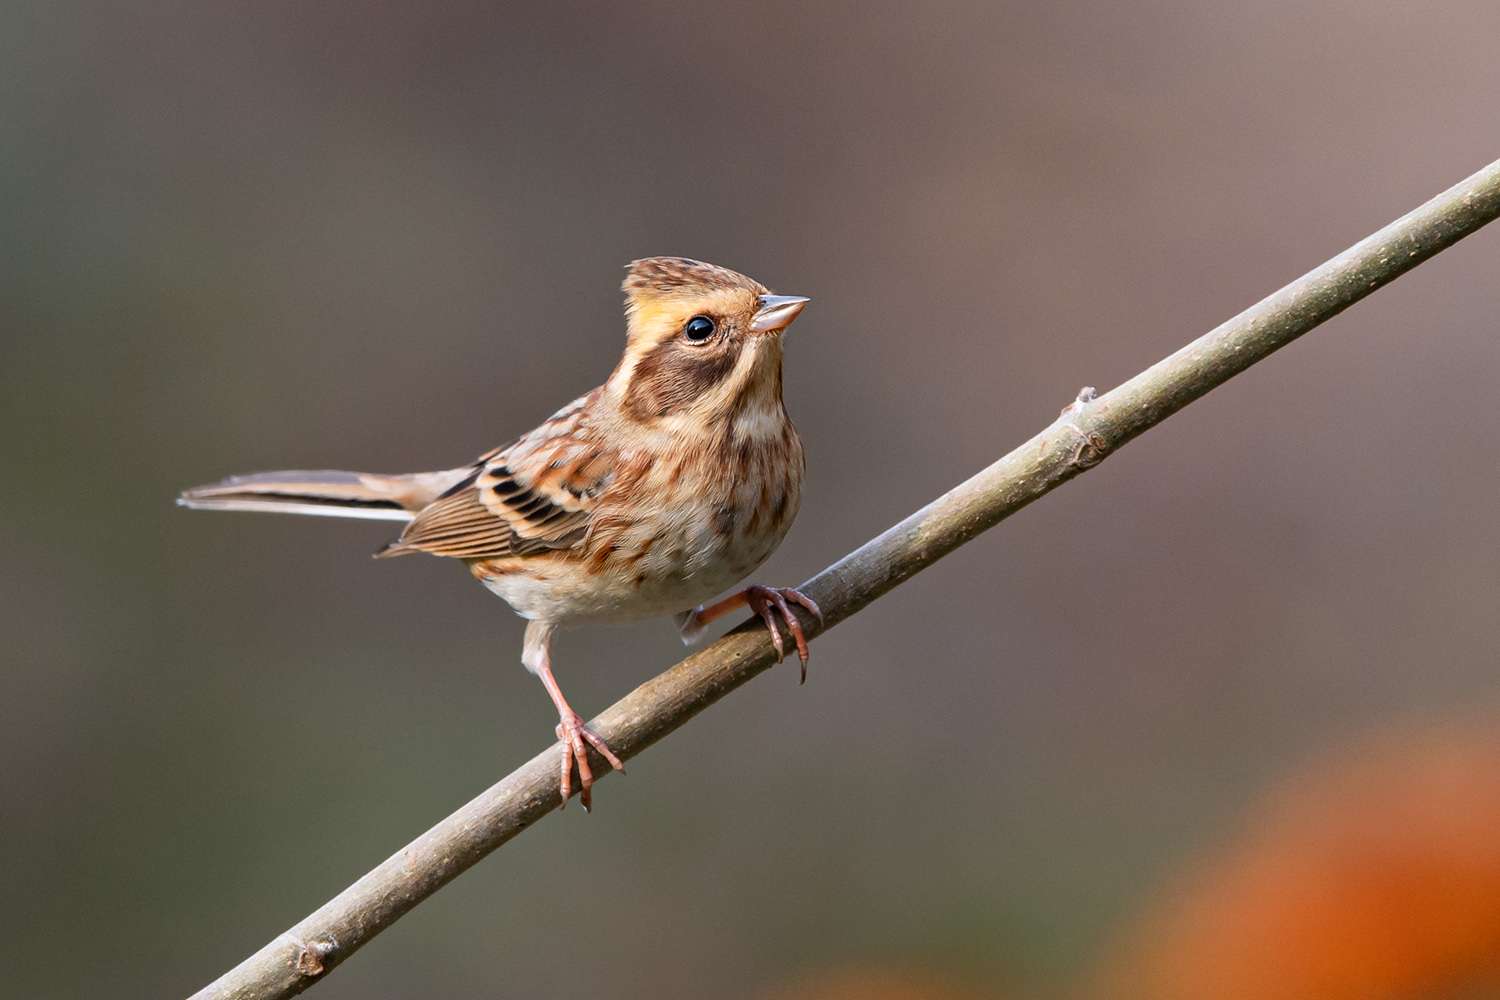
[190,157,1500,1000]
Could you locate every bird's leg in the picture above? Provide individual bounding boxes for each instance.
[522,621,623,812]
[676,585,824,683]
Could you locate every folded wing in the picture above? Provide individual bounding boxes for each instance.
[376,393,613,560]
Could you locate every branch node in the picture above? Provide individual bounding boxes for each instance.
[287,934,337,978]
[1056,386,1109,468]
[1061,385,1098,414]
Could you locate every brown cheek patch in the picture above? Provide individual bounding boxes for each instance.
[623,338,742,420]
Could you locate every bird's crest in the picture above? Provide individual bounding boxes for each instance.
[623,257,766,305]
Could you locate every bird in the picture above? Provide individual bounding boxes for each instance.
[179,257,821,811]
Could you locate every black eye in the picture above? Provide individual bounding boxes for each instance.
[683,315,716,342]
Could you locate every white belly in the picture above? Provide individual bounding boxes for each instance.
[481,491,795,626]
[481,419,803,627]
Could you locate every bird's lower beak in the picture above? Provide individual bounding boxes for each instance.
[750,294,811,334]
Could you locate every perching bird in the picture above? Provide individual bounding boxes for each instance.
[179,257,820,810]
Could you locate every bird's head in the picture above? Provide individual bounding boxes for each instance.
[609,257,810,426]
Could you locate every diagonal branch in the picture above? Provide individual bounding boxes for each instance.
[190,157,1500,1000]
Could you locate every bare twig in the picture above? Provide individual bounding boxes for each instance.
[189,158,1500,1000]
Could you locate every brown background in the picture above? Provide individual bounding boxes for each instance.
[3,2,1498,997]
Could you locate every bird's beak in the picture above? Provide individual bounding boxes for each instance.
[750,294,811,334]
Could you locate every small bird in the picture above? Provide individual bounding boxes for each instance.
[180,257,821,810]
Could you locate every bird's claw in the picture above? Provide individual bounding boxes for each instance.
[745,585,823,683]
[554,711,624,812]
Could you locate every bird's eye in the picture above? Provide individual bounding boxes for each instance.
[683,315,716,342]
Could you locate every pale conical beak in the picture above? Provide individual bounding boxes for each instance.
[750,294,811,333]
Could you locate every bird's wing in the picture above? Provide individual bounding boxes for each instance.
[377,392,614,560]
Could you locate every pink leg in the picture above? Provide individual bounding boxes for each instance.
[679,585,824,683]
[524,622,624,811]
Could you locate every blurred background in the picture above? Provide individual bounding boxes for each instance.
[3,2,1498,997]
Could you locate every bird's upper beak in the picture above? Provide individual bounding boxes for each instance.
[750,294,811,334]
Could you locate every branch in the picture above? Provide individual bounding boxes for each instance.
[190,157,1500,1000]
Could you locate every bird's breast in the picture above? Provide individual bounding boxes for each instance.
[483,421,803,625]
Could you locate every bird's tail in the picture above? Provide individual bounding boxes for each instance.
[177,468,469,522]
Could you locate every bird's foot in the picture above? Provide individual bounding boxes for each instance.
[745,585,823,683]
[554,710,624,812]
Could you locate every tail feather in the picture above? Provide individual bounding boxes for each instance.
[177,468,468,522]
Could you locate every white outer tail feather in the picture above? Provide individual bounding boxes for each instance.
[177,468,469,522]
[176,495,415,521]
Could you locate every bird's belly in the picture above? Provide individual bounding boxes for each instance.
[479,491,795,625]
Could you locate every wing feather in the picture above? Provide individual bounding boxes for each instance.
[375,391,614,561]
